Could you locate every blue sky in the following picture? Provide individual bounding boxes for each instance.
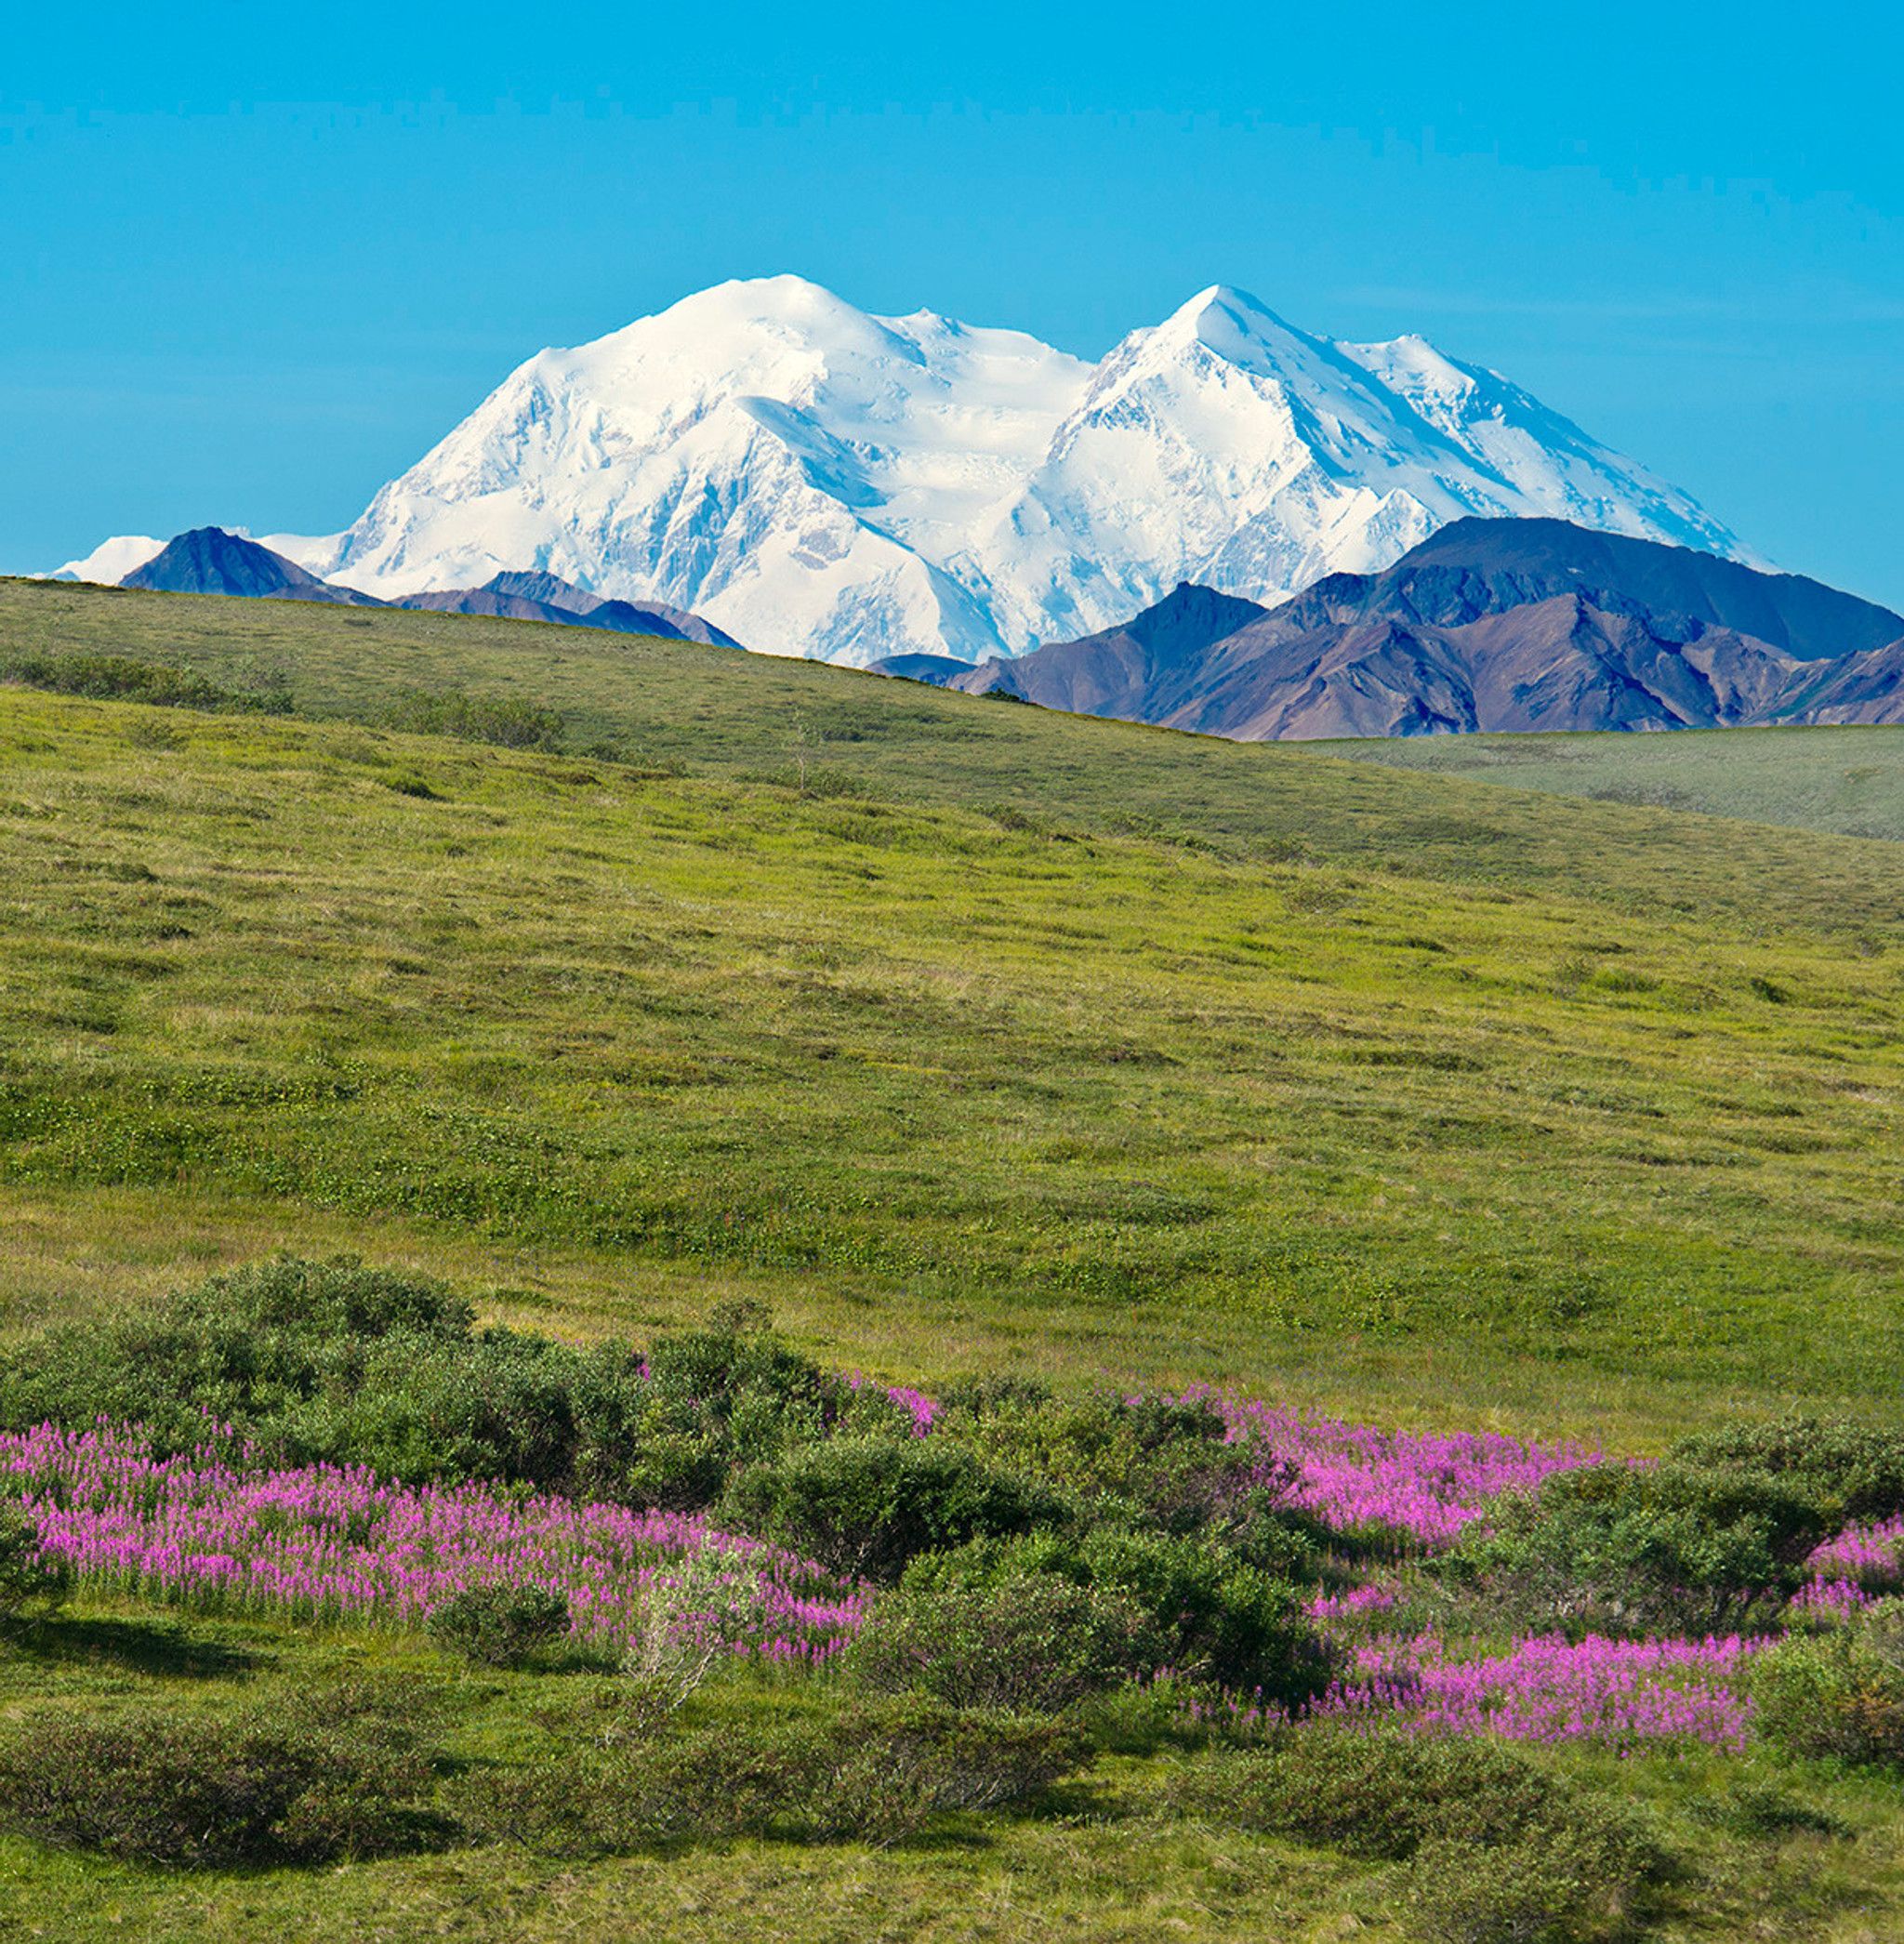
[6,1,1900,604]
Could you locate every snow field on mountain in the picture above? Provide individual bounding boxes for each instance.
[69,277,1742,665]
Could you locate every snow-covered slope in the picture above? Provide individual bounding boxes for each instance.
[133,277,1759,666]
[53,535,164,586]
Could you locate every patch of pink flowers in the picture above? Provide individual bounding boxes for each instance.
[1175,1388,1597,1550]
[1318,1631,1757,1752]
[1790,1577,1870,1618]
[1206,1631,1755,1752]
[845,1373,938,1436]
[1305,1583,1399,1622]
[1795,1514,1904,1611]
[1,1422,866,1663]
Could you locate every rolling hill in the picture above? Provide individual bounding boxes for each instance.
[1,574,1900,1444]
[5,575,1904,1941]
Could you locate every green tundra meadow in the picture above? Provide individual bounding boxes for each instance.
[0,577,1900,1942]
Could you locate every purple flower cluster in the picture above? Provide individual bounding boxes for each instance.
[845,1372,938,1436]
[1316,1631,1756,1752]
[1796,1514,1904,1611]
[1304,1583,1399,1621]
[1173,1387,1596,1549]
[1,1423,866,1663]
[1201,1630,1754,1751]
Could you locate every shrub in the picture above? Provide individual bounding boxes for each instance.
[0,1255,479,1459]
[904,1529,1334,1705]
[852,1574,1159,1712]
[1073,1529,1327,1698]
[0,1698,445,1866]
[429,1585,571,1667]
[456,1728,803,1856]
[1399,1825,1662,1944]
[1176,1728,1542,1858]
[379,687,567,750]
[455,1698,1083,1855]
[0,1508,68,1617]
[799,1697,1086,1845]
[1226,1490,1328,1582]
[1453,1416,1904,1641]
[1451,1448,1832,1634]
[0,1257,653,1500]
[1752,1603,1904,1765]
[620,1541,771,1711]
[0,650,262,714]
[944,1388,1258,1533]
[722,1436,1059,1583]
[1182,1737,1672,1942]
[1673,1415,1904,1526]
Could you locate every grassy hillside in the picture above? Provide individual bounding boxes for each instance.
[1,589,1900,1441]
[1331,722,1904,843]
[5,583,1904,1941]
[6,576,1902,937]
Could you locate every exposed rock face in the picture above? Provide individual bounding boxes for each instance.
[885,520,1904,740]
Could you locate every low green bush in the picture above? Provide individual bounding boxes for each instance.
[903,1528,1332,1703]
[1174,1727,1550,1858]
[940,1387,1260,1534]
[1673,1415,1904,1527]
[1399,1824,1662,1944]
[429,1585,571,1668]
[0,1508,69,1617]
[0,650,288,715]
[721,1435,1060,1583]
[800,1697,1086,1845]
[0,1259,849,1510]
[456,1698,1083,1854]
[1176,1727,1670,1943]
[1172,1726,1661,1863]
[0,1690,447,1867]
[378,687,567,750]
[851,1573,1159,1712]
[1450,1447,1834,1634]
[1752,1604,1904,1765]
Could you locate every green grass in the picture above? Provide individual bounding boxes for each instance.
[1329,722,1904,843]
[3,582,1904,1936]
[6,575,1902,939]
[0,1595,1897,1943]
[0,600,1899,1441]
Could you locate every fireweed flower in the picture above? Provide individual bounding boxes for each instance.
[1166,1387,1599,1551]
[1799,1514,1904,1605]
[1305,1631,1757,1752]
[843,1373,939,1436]
[1,1422,866,1663]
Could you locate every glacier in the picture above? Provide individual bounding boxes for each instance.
[63,277,1753,667]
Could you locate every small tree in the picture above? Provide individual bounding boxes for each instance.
[622,1543,766,1713]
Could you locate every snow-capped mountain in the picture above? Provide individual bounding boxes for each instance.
[53,534,164,585]
[67,278,1752,667]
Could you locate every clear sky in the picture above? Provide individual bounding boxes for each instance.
[6,1,1900,604]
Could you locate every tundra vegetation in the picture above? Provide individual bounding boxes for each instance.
[0,580,1900,1938]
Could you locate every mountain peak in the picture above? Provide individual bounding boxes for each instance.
[122,527,383,606]
[649,273,893,346]
[1156,284,1305,358]
[86,280,1751,664]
